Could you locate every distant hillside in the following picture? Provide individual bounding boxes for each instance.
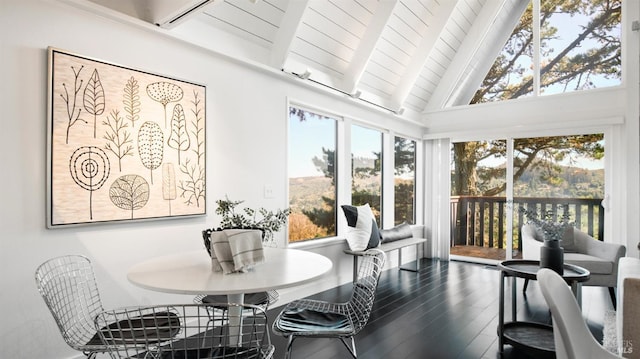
[471,161,604,198]
[289,176,333,212]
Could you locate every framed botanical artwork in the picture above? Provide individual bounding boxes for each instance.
[47,47,206,227]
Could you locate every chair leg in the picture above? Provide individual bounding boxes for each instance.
[523,279,529,293]
[339,337,357,358]
[608,287,616,309]
[285,335,295,359]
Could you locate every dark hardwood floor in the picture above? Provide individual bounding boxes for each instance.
[267,258,613,359]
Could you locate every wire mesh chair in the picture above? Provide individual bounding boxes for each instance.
[96,303,275,359]
[35,255,111,359]
[272,249,386,359]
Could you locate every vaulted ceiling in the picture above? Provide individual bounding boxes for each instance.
[81,0,528,121]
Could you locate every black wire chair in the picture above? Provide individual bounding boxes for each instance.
[272,249,386,358]
[96,303,274,359]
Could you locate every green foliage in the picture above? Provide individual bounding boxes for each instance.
[452,134,604,197]
[519,204,574,241]
[215,197,290,242]
[473,0,621,103]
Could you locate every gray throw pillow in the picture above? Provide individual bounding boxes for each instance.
[380,223,413,243]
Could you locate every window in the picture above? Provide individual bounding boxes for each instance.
[351,125,383,224]
[472,0,621,104]
[288,106,338,242]
[394,136,416,225]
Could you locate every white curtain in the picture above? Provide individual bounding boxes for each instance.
[424,138,451,261]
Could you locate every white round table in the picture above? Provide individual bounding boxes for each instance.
[127,247,333,295]
[128,247,332,344]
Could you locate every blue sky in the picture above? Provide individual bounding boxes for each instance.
[289,112,381,178]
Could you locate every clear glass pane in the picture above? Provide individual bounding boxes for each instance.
[394,136,416,225]
[471,2,534,104]
[540,1,621,95]
[514,134,605,241]
[450,140,508,261]
[351,125,382,224]
[288,107,337,242]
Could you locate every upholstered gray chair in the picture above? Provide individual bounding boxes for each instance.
[538,268,622,359]
[522,224,626,306]
[272,249,385,359]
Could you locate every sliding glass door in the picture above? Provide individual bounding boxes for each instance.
[450,133,605,264]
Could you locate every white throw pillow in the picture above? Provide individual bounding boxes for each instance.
[341,203,380,251]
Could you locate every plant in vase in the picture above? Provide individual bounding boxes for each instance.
[519,204,574,274]
[214,196,290,244]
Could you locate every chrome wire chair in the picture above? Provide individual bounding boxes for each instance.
[272,249,385,359]
[538,268,622,359]
[96,303,275,359]
[35,255,111,359]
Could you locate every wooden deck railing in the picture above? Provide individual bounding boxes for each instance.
[450,196,604,251]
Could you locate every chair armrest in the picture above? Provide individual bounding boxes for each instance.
[522,224,543,260]
[572,231,626,263]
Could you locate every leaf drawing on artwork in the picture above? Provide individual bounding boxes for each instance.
[60,65,87,144]
[178,157,205,207]
[69,146,110,220]
[146,82,183,128]
[190,90,205,166]
[83,69,106,138]
[162,163,177,216]
[138,121,164,184]
[103,109,133,172]
[167,104,190,165]
[109,174,150,220]
[123,76,140,128]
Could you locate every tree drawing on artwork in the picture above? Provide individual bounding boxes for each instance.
[162,163,177,215]
[109,174,150,219]
[83,68,105,138]
[123,76,140,128]
[167,104,190,165]
[60,65,87,144]
[177,90,205,207]
[103,109,133,172]
[138,121,164,184]
[146,82,183,128]
[69,146,110,220]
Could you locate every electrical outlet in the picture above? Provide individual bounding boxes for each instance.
[264,185,274,199]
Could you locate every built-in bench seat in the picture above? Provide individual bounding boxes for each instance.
[344,225,427,282]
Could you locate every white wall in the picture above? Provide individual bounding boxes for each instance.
[0,1,425,358]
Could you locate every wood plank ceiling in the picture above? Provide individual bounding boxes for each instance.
[82,0,528,122]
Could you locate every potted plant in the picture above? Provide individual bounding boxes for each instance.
[520,204,573,274]
[214,196,290,243]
